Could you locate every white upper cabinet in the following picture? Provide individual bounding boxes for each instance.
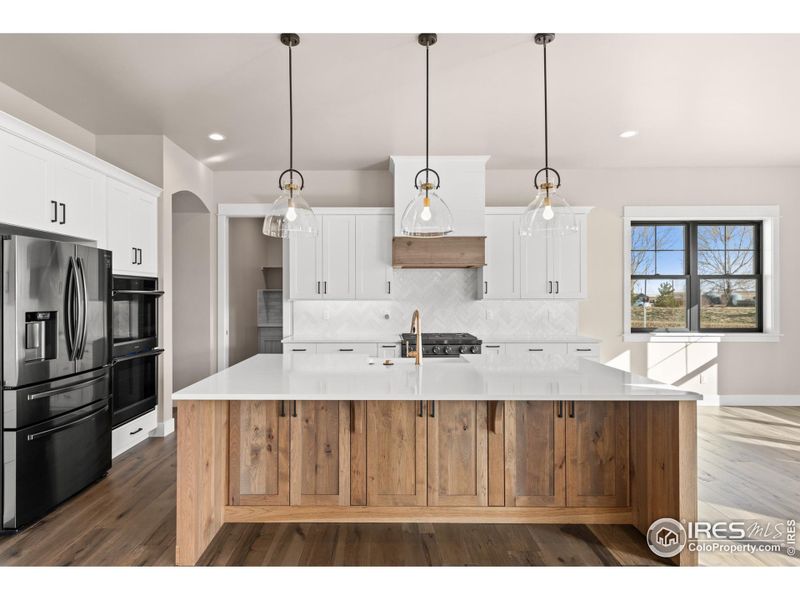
[355,214,393,299]
[483,208,590,300]
[481,214,520,298]
[0,129,53,232]
[521,211,588,299]
[51,154,107,244]
[289,228,322,299]
[289,214,356,300]
[107,178,159,277]
[0,130,105,243]
[321,215,356,299]
[0,112,161,273]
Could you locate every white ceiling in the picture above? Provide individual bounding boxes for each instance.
[0,33,798,171]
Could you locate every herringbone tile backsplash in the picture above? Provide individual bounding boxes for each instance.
[292,269,578,338]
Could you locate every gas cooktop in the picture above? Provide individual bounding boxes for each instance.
[400,332,482,357]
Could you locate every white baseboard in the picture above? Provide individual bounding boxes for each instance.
[150,417,175,437]
[699,394,800,407]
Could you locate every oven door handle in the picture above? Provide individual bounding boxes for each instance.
[113,348,165,365]
[27,374,109,401]
[112,290,165,297]
[26,404,108,442]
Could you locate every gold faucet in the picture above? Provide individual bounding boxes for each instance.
[408,309,423,366]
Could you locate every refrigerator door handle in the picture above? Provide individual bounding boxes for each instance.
[76,257,89,359]
[65,257,78,361]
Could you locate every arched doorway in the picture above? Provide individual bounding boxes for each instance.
[172,190,213,391]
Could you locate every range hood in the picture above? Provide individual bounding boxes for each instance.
[389,155,489,269]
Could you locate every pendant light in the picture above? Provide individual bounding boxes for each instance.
[520,33,577,237]
[263,33,317,238]
[400,33,454,237]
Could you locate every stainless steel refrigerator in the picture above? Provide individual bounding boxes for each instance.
[2,235,113,530]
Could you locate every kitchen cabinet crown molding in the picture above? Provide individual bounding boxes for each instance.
[0,110,161,196]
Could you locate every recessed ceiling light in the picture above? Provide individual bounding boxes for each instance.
[619,130,638,139]
[208,132,225,141]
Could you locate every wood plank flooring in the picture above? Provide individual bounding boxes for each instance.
[0,406,797,566]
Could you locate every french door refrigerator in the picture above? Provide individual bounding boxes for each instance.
[2,235,113,530]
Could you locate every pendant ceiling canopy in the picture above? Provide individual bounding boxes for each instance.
[263,33,317,239]
[400,33,454,238]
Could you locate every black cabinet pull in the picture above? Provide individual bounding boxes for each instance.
[528,348,543,352]
[50,200,58,222]
[132,248,137,264]
[291,348,307,352]
[292,400,297,418]
[484,281,488,294]
[485,345,501,349]
[324,281,328,294]
[429,400,435,418]
[557,401,563,418]
[548,281,553,294]
[280,400,286,417]
[575,348,592,352]
[339,348,354,352]
[418,400,424,418]
[381,345,395,349]
[387,281,391,294]
[59,203,66,224]
[555,280,559,294]
[569,401,575,418]
[130,427,143,435]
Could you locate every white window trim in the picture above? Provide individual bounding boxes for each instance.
[622,205,781,343]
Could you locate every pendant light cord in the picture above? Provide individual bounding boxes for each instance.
[425,41,430,186]
[542,39,549,186]
[288,42,294,189]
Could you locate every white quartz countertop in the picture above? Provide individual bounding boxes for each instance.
[481,335,600,344]
[282,335,402,344]
[282,335,600,344]
[173,353,701,402]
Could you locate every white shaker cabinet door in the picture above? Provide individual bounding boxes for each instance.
[0,130,54,232]
[482,214,520,299]
[52,155,107,244]
[355,214,393,299]
[550,213,586,299]
[130,192,158,276]
[289,228,322,299]
[520,228,550,299]
[106,178,136,274]
[321,215,356,299]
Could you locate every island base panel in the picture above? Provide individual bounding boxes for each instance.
[176,399,697,566]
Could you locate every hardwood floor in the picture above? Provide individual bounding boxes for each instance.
[0,406,797,566]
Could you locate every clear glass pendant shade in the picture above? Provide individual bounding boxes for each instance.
[262,186,317,238]
[520,184,578,237]
[400,186,454,237]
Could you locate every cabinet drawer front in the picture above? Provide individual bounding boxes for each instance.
[284,344,316,353]
[505,343,568,355]
[315,343,378,355]
[567,343,599,357]
[111,408,156,458]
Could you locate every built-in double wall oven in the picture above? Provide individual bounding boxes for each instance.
[111,276,164,427]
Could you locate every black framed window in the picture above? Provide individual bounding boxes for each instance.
[631,221,762,333]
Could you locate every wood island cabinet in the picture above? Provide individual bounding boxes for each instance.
[504,400,629,508]
[228,399,630,510]
[229,401,290,506]
[504,401,566,507]
[566,400,630,508]
[365,401,427,507]
[427,401,489,507]
[290,400,351,506]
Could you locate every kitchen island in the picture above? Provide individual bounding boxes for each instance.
[173,353,700,566]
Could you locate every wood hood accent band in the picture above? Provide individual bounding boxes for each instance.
[392,236,486,269]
